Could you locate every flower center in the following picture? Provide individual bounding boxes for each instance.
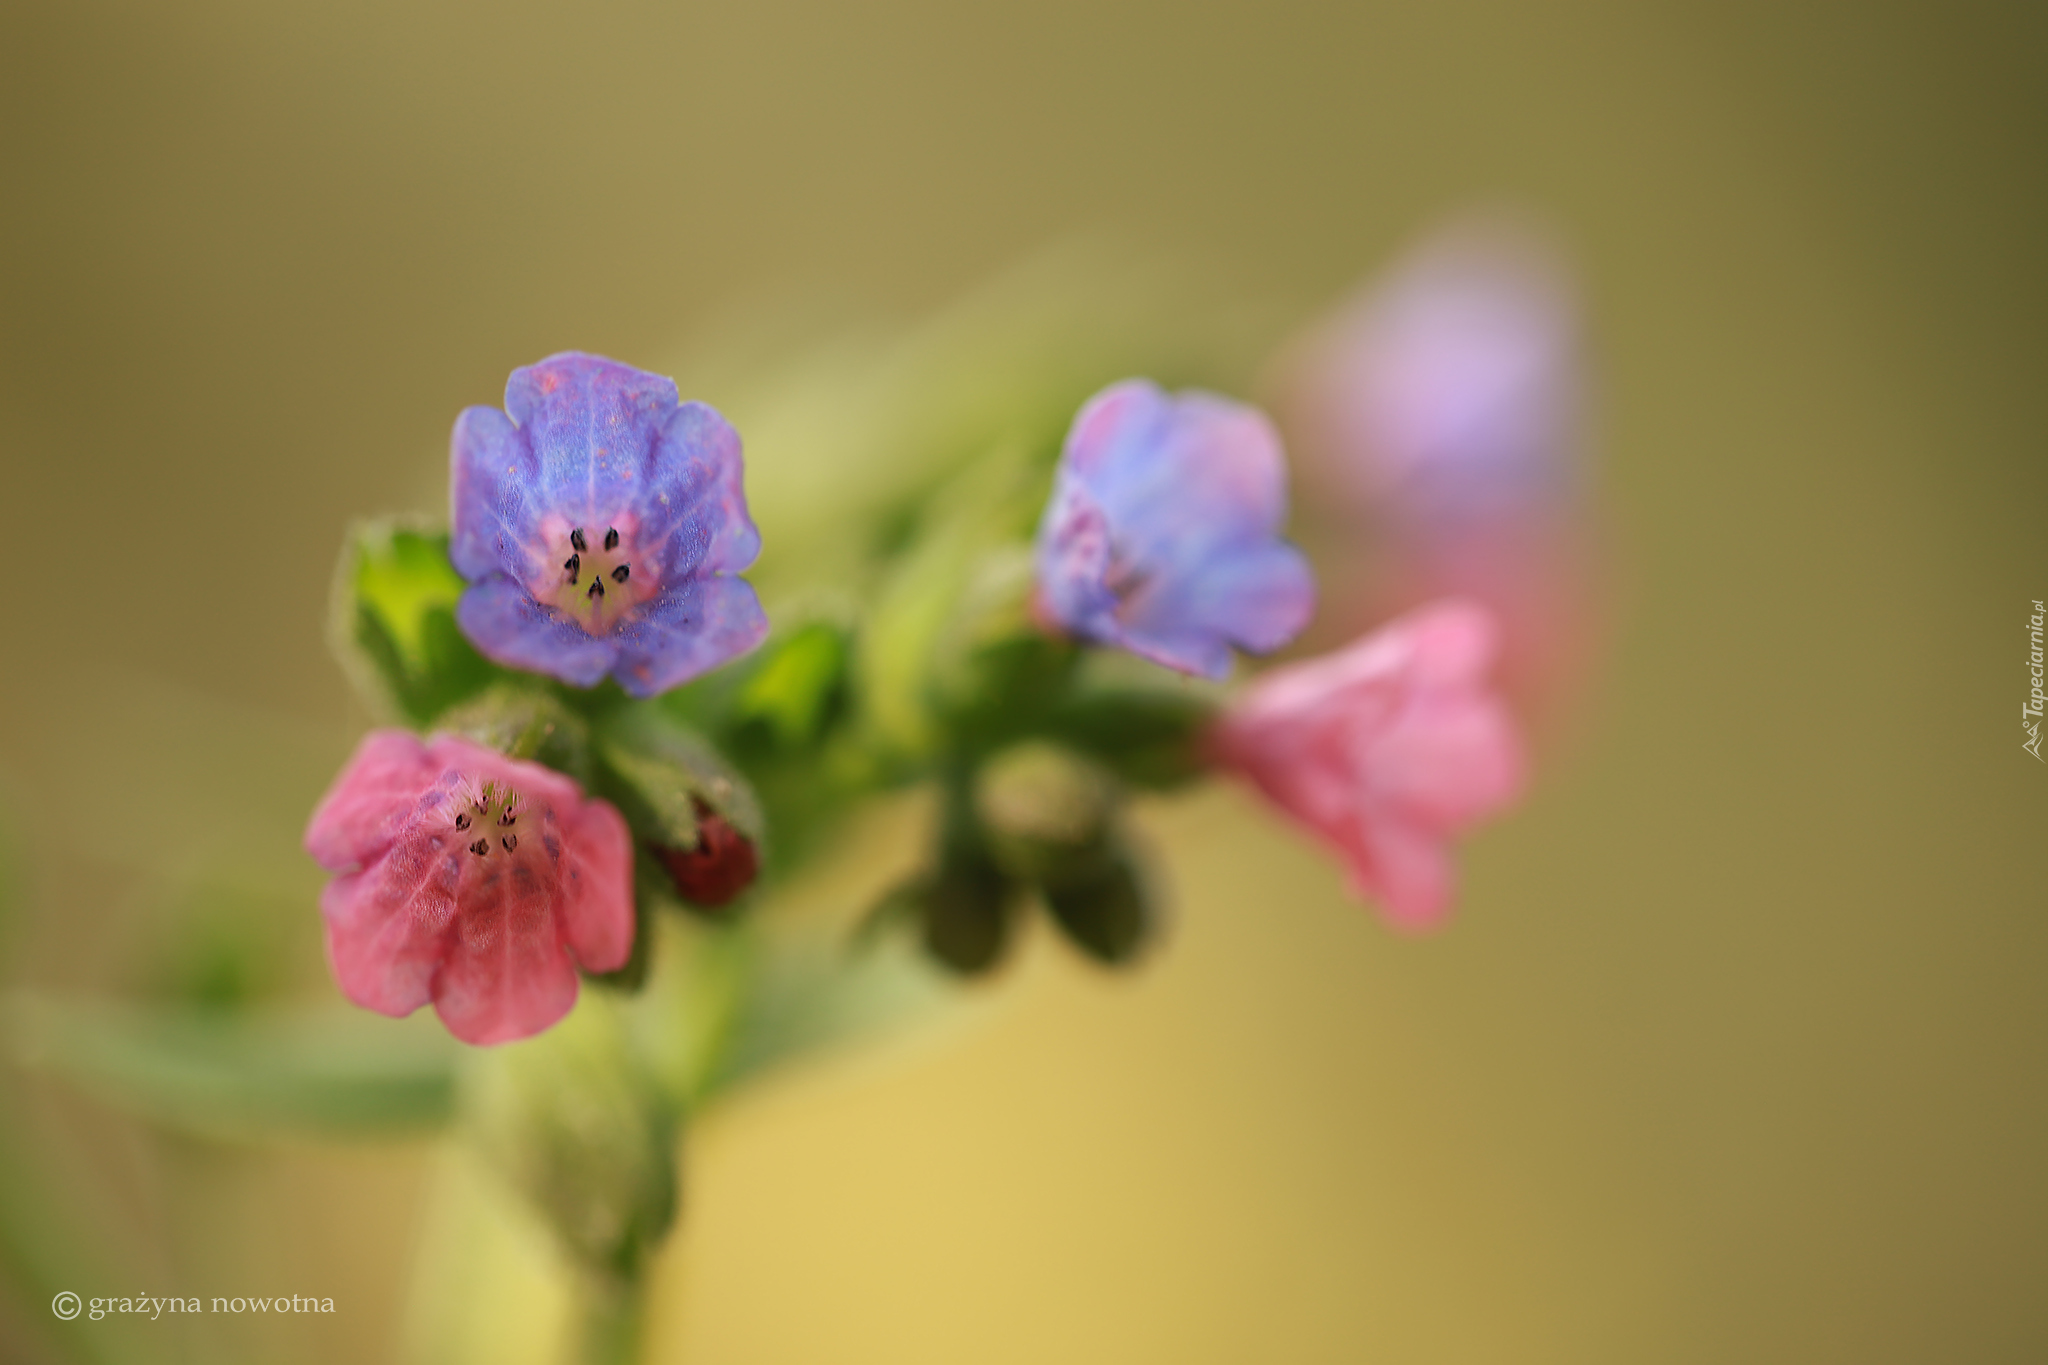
[541,521,651,635]
[448,780,533,860]
[1104,542,1155,623]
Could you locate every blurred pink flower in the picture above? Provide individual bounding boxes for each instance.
[1213,599,1524,929]
[304,731,633,1044]
[1267,220,1596,732]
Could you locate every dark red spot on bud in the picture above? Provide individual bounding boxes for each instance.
[651,806,758,908]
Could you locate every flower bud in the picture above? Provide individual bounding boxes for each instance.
[592,714,764,915]
[649,805,759,909]
[971,741,1116,886]
[917,838,1020,976]
[870,808,1022,977]
[1042,852,1153,966]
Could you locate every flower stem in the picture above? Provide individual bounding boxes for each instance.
[576,1272,645,1365]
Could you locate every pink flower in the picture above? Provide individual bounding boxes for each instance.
[304,731,634,1044]
[1212,600,1524,929]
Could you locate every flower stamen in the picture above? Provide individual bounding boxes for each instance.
[542,522,644,634]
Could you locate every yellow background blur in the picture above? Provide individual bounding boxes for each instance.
[1,1,2043,1362]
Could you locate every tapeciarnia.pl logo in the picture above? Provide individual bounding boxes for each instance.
[2025,599,2044,761]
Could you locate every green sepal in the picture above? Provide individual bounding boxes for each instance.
[329,520,508,726]
[435,685,593,781]
[923,544,1080,755]
[591,712,762,852]
[3,994,459,1141]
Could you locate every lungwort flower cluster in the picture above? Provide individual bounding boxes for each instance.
[1032,377,1525,929]
[307,326,1546,1046]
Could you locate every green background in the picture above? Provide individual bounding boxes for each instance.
[0,1,2043,1361]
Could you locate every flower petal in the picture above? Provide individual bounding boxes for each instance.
[427,854,581,1046]
[1349,816,1457,930]
[1162,540,1316,656]
[304,730,438,872]
[637,401,762,580]
[1107,618,1236,681]
[610,575,769,699]
[503,353,680,523]
[449,404,545,581]
[320,832,461,1018]
[1364,693,1524,829]
[455,576,619,686]
[1091,388,1291,558]
[558,799,634,973]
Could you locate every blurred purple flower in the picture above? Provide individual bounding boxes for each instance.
[1035,379,1314,679]
[1278,224,1582,527]
[1268,223,1597,730]
[450,352,768,698]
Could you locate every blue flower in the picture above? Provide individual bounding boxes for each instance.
[1035,379,1314,679]
[450,352,768,698]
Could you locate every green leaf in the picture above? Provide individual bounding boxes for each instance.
[659,914,957,1109]
[710,932,956,1102]
[727,620,851,750]
[330,520,506,725]
[4,994,459,1141]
